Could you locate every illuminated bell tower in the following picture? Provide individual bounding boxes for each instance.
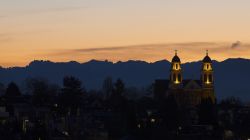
[201,50,215,103]
[170,50,182,88]
[201,50,213,88]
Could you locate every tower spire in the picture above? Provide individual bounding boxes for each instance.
[175,50,178,56]
[206,50,208,56]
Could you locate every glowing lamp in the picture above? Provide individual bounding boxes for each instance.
[174,81,180,84]
[151,118,156,123]
[137,124,141,128]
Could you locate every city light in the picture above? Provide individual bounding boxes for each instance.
[151,118,156,123]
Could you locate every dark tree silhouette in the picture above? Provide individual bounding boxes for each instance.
[63,76,83,93]
[102,77,113,99]
[5,82,21,97]
[106,79,138,139]
[59,76,85,115]
[198,98,217,125]
[159,95,179,130]
[25,78,58,106]
[108,79,126,111]
[4,82,21,116]
[113,78,125,95]
[220,96,242,108]
[0,83,5,96]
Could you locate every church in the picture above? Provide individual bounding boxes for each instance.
[154,51,216,106]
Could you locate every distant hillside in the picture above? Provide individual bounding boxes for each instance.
[0,58,250,101]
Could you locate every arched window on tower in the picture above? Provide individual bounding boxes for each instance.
[204,74,207,83]
[209,74,213,83]
[178,74,181,82]
[176,64,178,70]
[173,74,176,82]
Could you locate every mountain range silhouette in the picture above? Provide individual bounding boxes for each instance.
[0,58,249,101]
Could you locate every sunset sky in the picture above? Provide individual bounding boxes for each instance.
[1,0,250,67]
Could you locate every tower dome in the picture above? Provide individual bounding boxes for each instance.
[203,50,212,63]
[171,50,181,62]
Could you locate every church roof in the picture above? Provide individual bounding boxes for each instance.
[183,79,202,89]
[154,79,202,90]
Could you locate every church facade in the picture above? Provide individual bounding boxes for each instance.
[154,51,216,106]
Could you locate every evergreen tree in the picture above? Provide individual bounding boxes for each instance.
[60,76,85,115]
[25,78,58,106]
[5,82,21,97]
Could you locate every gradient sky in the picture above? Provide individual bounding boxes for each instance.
[1,0,250,67]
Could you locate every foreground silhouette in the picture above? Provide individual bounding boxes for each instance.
[0,77,249,140]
